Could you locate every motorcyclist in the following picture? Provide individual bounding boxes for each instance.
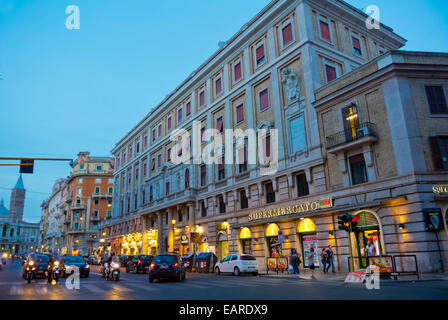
[105,253,114,278]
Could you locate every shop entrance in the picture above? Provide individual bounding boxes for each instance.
[217,233,228,261]
[265,223,281,257]
[239,227,252,254]
[353,211,383,269]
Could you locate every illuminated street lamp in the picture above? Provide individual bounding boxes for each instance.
[171,219,176,253]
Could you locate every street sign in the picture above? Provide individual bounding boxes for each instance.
[20,160,34,174]
[423,208,443,231]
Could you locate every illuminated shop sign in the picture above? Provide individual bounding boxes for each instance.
[433,185,448,196]
[248,198,333,222]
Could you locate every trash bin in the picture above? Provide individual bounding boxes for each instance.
[197,252,218,273]
[181,253,195,271]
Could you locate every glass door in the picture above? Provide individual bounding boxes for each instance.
[342,104,360,142]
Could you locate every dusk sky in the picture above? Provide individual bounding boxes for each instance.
[1,0,447,223]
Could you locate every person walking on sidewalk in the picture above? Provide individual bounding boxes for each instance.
[308,248,316,279]
[326,245,335,273]
[321,249,329,273]
[290,249,300,275]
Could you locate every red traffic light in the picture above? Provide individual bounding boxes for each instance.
[351,215,360,223]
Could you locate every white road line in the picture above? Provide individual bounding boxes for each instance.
[175,282,210,289]
[83,284,107,294]
[205,281,235,288]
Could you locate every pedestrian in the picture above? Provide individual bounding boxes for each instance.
[366,240,375,257]
[321,249,329,273]
[308,247,316,279]
[290,249,300,275]
[326,245,335,273]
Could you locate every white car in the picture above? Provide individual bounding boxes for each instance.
[214,254,258,276]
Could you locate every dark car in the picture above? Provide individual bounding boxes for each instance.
[126,255,153,273]
[22,253,50,278]
[148,254,186,283]
[61,255,90,278]
[119,255,134,267]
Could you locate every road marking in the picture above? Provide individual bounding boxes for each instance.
[129,283,159,291]
[174,282,210,289]
[83,284,106,294]
[205,281,235,288]
[110,284,133,292]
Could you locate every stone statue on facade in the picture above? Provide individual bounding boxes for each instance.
[281,67,301,103]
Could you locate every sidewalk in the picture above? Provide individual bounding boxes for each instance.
[259,269,448,283]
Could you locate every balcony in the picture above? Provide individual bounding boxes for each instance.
[64,218,71,225]
[71,203,86,210]
[326,122,377,153]
[92,193,113,199]
[91,216,101,222]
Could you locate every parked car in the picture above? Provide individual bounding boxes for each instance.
[87,255,101,265]
[148,254,186,282]
[22,253,50,279]
[214,254,258,276]
[126,255,153,273]
[61,255,90,278]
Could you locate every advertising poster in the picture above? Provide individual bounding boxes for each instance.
[267,258,277,270]
[302,235,319,267]
[277,258,288,270]
[368,257,394,273]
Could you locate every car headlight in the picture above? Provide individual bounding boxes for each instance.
[85,264,90,268]
[29,261,34,266]
[54,261,60,266]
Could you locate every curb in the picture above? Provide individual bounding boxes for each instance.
[258,274,448,283]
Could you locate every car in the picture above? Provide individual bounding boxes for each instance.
[148,254,186,283]
[119,255,135,267]
[61,255,90,278]
[22,253,50,278]
[214,254,258,276]
[87,255,101,265]
[126,255,153,273]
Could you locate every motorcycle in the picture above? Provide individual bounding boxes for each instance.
[46,260,61,284]
[25,261,36,283]
[1,253,7,265]
[104,261,120,281]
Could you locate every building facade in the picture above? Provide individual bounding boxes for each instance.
[102,0,448,272]
[0,175,40,255]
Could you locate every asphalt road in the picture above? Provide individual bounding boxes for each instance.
[1,259,447,300]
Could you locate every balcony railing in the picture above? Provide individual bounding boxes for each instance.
[326,122,377,150]
[71,203,86,210]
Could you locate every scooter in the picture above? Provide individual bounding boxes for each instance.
[46,261,61,284]
[105,261,120,281]
[1,253,7,265]
[25,261,36,284]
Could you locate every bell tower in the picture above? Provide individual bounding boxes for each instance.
[9,174,26,222]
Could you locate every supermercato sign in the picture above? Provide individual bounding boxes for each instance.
[248,198,333,222]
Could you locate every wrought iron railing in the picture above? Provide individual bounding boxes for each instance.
[326,122,376,149]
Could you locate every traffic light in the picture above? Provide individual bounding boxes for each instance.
[338,214,350,232]
[20,159,34,174]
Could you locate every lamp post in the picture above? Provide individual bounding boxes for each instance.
[171,219,176,253]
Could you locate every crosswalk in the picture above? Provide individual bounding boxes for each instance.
[2,276,313,297]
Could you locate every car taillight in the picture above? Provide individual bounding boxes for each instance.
[173,262,179,268]
[150,262,156,268]
[138,260,141,264]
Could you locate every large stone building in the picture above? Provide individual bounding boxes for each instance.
[39,152,114,256]
[0,175,40,255]
[101,0,448,273]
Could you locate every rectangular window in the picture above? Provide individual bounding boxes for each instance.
[282,23,293,46]
[166,182,169,196]
[238,142,248,173]
[240,190,248,209]
[178,108,183,123]
[266,183,276,204]
[95,178,101,184]
[144,135,148,148]
[152,129,156,142]
[256,44,265,65]
[296,173,310,197]
[236,104,244,123]
[216,116,223,133]
[352,36,362,56]
[151,159,155,171]
[200,164,206,186]
[167,148,171,162]
[201,201,207,217]
[201,127,206,143]
[186,102,191,116]
[259,89,269,111]
[199,91,205,107]
[265,135,271,158]
[136,142,140,153]
[218,158,225,180]
[219,197,226,214]
[350,154,368,185]
[78,178,83,184]
[320,20,331,41]
[96,165,102,171]
[158,124,162,137]
[167,117,172,130]
[143,163,147,176]
[429,136,448,170]
[234,62,242,82]
[425,85,448,114]
[158,154,161,167]
[80,164,84,170]
[215,77,222,96]
[108,187,113,194]
[325,64,337,83]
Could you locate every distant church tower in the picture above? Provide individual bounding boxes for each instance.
[9,174,26,223]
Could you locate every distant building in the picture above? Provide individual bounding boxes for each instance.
[0,175,40,255]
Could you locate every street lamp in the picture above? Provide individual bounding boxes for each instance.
[171,219,176,253]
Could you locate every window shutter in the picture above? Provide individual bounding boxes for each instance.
[215,78,222,95]
[320,21,331,41]
[186,102,191,115]
[216,117,223,132]
[167,117,171,130]
[234,62,242,81]
[199,91,205,106]
[282,23,293,46]
[266,135,271,158]
[260,89,269,110]
[236,104,244,122]
[352,37,361,50]
[429,136,444,170]
[256,45,265,62]
[426,86,448,114]
[325,65,337,83]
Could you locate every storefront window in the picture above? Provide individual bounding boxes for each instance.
[265,223,281,257]
[239,227,252,254]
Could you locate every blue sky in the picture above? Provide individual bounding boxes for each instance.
[0,0,447,222]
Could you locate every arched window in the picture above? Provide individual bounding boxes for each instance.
[185,169,190,189]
